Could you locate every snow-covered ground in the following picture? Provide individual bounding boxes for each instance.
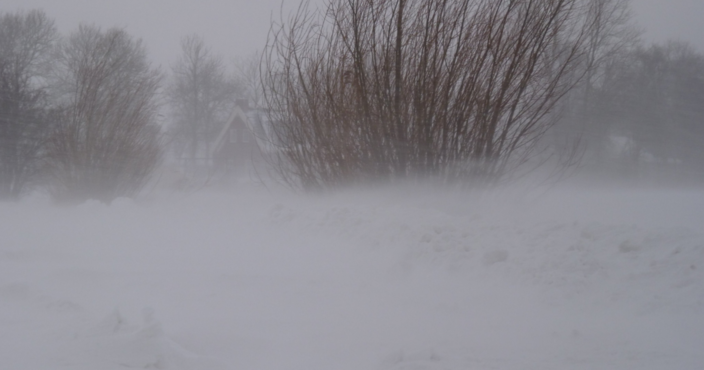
[1,183,702,370]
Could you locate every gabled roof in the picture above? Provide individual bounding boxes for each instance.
[211,105,252,157]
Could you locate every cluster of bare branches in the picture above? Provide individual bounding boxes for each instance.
[262,0,612,189]
[45,26,162,203]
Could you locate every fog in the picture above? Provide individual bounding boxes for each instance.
[2,0,704,66]
[1,1,703,369]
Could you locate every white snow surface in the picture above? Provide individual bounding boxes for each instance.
[1,184,702,369]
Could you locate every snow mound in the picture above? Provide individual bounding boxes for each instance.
[66,308,223,370]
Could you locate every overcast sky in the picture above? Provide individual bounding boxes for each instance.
[2,0,704,69]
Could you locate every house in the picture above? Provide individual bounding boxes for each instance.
[210,100,263,173]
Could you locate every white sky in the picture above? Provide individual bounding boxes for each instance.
[2,0,703,69]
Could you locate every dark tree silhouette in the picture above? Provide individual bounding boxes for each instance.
[0,10,56,199]
[46,25,162,203]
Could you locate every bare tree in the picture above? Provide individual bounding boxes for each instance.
[167,35,239,173]
[45,25,162,203]
[233,53,264,108]
[599,41,704,180]
[551,0,639,164]
[0,10,57,199]
[262,0,613,189]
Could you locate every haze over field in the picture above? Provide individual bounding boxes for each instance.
[1,0,703,369]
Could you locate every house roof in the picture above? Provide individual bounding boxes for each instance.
[211,105,252,157]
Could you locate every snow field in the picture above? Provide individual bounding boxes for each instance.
[0,185,702,369]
